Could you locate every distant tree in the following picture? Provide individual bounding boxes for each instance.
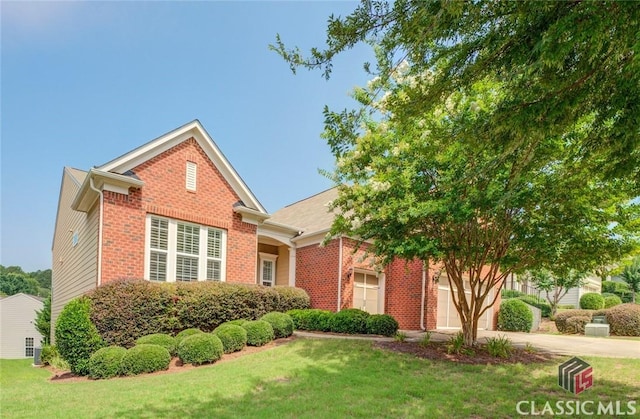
[528,270,586,316]
[0,265,25,275]
[30,269,52,289]
[35,295,51,345]
[620,258,640,303]
[0,272,39,296]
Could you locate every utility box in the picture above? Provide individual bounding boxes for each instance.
[33,347,42,366]
[585,323,609,337]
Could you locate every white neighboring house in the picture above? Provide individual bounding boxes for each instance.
[504,274,602,309]
[0,293,44,359]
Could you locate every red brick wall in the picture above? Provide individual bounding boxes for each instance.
[100,138,257,284]
[295,240,340,311]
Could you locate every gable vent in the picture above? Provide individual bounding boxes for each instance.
[186,161,197,191]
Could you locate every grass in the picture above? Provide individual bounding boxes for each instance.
[2,338,639,418]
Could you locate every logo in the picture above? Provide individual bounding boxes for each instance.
[558,357,593,394]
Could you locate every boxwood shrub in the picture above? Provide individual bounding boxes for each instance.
[177,333,224,365]
[242,320,275,346]
[260,312,294,338]
[175,328,203,345]
[604,295,622,309]
[225,319,248,326]
[580,293,605,310]
[605,303,640,336]
[55,297,104,376]
[212,324,247,353]
[287,309,333,331]
[88,346,127,379]
[329,309,370,334]
[366,314,399,337]
[120,344,171,376]
[554,309,594,333]
[497,299,532,332]
[136,333,177,356]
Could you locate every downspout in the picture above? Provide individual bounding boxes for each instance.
[337,237,343,312]
[420,261,426,331]
[89,177,104,286]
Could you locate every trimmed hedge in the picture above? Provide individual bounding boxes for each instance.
[55,297,104,375]
[88,346,127,379]
[136,334,177,356]
[366,314,399,337]
[177,333,224,365]
[554,309,594,333]
[212,324,247,353]
[226,319,248,326]
[175,328,203,345]
[501,289,524,299]
[604,295,622,309]
[580,293,605,310]
[565,316,591,334]
[605,303,640,336]
[242,320,275,346]
[497,299,532,332]
[517,295,552,318]
[87,279,310,347]
[260,312,294,338]
[329,309,370,334]
[287,309,333,332]
[120,344,171,376]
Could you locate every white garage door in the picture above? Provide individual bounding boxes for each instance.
[437,276,493,330]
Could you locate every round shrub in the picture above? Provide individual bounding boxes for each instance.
[497,299,532,332]
[287,309,333,331]
[88,346,127,379]
[565,316,591,334]
[366,314,399,337]
[55,297,104,375]
[329,309,370,334]
[554,309,594,333]
[242,320,275,346]
[605,303,640,336]
[226,319,248,326]
[120,344,171,376]
[136,333,177,356]
[580,293,605,310]
[177,333,224,365]
[175,328,203,345]
[212,324,247,353]
[260,312,294,338]
[604,295,622,309]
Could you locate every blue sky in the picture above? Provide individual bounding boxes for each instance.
[1,1,373,272]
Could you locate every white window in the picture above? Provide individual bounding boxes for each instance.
[25,337,34,357]
[259,252,278,287]
[145,216,226,282]
[186,161,197,191]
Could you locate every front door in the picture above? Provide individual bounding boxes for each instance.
[353,271,380,314]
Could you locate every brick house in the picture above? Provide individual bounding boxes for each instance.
[52,120,497,338]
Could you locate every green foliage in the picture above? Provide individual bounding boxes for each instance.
[226,319,248,326]
[365,314,399,337]
[528,270,587,316]
[260,312,294,339]
[88,346,127,379]
[501,289,524,299]
[604,304,640,337]
[87,279,310,346]
[177,333,224,365]
[418,331,432,347]
[175,328,203,345]
[620,258,640,303]
[120,344,171,376]
[242,320,275,347]
[554,310,594,334]
[604,295,622,309]
[286,309,333,332]
[40,345,58,366]
[34,295,51,344]
[497,299,532,332]
[135,334,177,356]
[212,324,247,353]
[565,316,591,334]
[580,293,605,310]
[54,297,104,375]
[446,332,465,355]
[0,272,39,296]
[485,335,514,359]
[394,331,407,342]
[517,295,551,318]
[329,308,370,334]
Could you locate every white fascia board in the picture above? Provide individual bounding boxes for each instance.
[98,120,267,214]
[71,169,144,212]
[233,205,270,225]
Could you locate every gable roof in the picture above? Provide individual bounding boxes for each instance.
[0,293,44,305]
[98,120,266,214]
[269,187,339,239]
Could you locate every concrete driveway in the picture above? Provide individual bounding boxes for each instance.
[424,329,640,358]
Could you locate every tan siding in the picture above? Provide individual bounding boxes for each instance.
[51,169,99,343]
[275,245,289,286]
[0,294,44,359]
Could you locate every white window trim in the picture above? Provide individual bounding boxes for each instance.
[144,215,227,282]
[259,252,278,287]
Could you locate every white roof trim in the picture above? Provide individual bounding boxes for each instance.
[71,168,145,212]
[98,120,267,214]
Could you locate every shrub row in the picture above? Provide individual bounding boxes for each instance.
[516,295,552,318]
[286,308,399,337]
[87,279,310,347]
[554,304,640,336]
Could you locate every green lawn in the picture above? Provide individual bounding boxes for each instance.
[1,338,638,418]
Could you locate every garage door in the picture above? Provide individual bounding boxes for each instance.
[437,276,493,330]
[353,271,380,314]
